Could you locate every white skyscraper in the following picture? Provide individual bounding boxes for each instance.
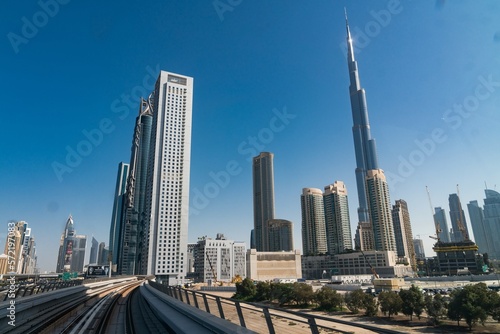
[143,71,193,285]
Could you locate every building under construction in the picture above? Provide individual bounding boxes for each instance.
[432,240,481,275]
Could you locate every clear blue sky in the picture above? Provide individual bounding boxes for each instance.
[1,1,499,273]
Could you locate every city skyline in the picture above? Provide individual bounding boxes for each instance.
[1,1,500,272]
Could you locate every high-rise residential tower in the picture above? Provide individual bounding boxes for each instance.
[366,170,396,252]
[345,14,379,224]
[108,162,129,271]
[392,199,416,270]
[301,188,327,255]
[434,207,451,243]
[252,152,275,252]
[323,181,352,254]
[142,71,193,285]
[448,193,470,242]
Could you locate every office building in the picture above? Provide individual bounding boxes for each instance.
[141,71,193,285]
[448,193,470,242]
[468,200,489,255]
[252,152,275,252]
[301,188,327,255]
[392,199,416,270]
[56,216,86,273]
[323,181,352,254]
[193,234,246,283]
[482,189,500,259]
[90,237,99,265]
[267,219,293,252]
[98,242,108,265]
[413,238,425,259]
[366,170,396,252]
[434,207,451,243]
[108,162,129,271]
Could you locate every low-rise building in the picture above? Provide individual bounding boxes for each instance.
[246,249,302,281]
[302,250,413,279]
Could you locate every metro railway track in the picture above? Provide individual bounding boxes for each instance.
[0,278,140,334]
[126,285,173,334]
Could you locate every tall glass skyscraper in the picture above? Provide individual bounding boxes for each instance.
[467,200,488,254]
[434,207,451,243]
[481,189,500,259]
[345,14,379,224]
[252,152,275,251]
[448,193,470,242]
[121,98,153,276]
[108,162,129,271]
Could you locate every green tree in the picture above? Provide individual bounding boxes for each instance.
[363,294,378,317]
[399,285,425,320]
[424,293,447,325]
[271,283,294,306]
[292,283,314,306]
[314,286,343,311]
[378,291,402,318]
[486,286,500,322]
[254,281,272,301]
[233,278,256,300]
[447,283,492,330]
[345,289,366,314]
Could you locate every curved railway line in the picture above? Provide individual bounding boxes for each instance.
[0,278,418,334]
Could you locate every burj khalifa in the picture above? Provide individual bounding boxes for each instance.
[345,13,380,224]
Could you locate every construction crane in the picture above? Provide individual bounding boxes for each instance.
[205,251,218,285]
[426,186,441,243]
[354,241,379,279]
[456,184,470,241]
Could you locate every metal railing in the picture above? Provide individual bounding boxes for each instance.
[148,281,404,334]
[2,280,83,301]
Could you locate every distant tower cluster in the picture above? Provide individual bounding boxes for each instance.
[252,152,294,252]
[300,182,353,256]
[0,221,37,275]
[56,216,86,273]
[468,189,500,260]
[109,71,193,284]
